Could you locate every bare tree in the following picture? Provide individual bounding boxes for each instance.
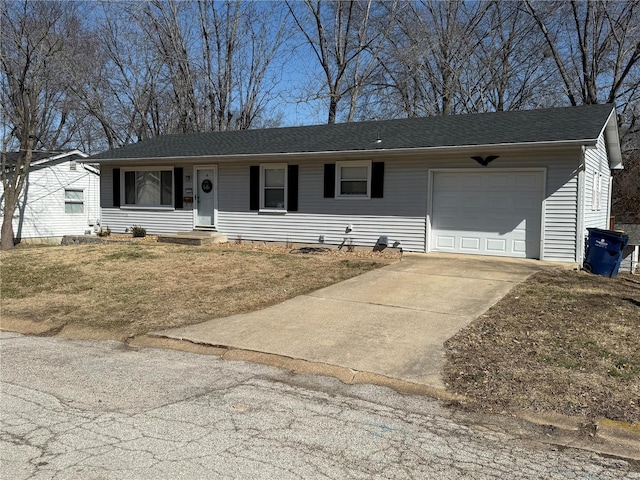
[133,0,201,134]
[1,1,87,249]
[374,0,491,117]
[524,0,640,137]
[197,0,289,131]
[459,1,556,113]
[612,147,640,223]
[92,1,172,145]
[287,0,395,124]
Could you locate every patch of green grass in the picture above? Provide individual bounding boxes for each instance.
[1,256,86,298]
[574,337,596,348]
[543,355,585,370]
[103,247,157,261]
[340,260,377,269]
[608,357,639,379]
[597,347,613,359]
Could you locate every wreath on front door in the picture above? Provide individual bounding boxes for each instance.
[201,179,213,193]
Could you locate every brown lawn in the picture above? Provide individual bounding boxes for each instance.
[1,241,398,340]
[444,269,640,424]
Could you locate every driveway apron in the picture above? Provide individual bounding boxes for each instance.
[155,253,559,389]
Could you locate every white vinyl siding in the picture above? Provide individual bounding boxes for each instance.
[100,208,193,234]
[218,212,426,251]
[99,164,193,234]
[576,132,613,264]
[0,155,99,240]
[542,165,578,262]
[217,159,426,251]
[98,149,591,262]
[583,133,611,228]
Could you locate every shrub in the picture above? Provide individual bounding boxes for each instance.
[131,225,146,238]
[96,226,111,237]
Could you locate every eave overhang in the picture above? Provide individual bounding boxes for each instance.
[79,138,596,166]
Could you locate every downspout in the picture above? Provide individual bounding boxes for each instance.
[575,147,586,265]
[606,172,613,230]
[96,169,101,232]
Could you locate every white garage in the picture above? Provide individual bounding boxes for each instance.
[430,170,544,258]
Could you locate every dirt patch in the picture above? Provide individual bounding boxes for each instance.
[1,242,398,342]
[444,269,640,424]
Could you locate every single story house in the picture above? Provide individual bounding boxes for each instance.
[87,104,622,264]
[0,150,100,244]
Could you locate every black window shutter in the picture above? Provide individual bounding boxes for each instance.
[249,165,259,210]
[324,164,335,198]
[371,162,384,198]
[113,168,120,207]
[174,167,183,209]
[288,165,298,212]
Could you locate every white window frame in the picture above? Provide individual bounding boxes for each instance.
[259,163,287,212]
[121,167,174,210]
[64,188,84,214]
[335,160,371,199]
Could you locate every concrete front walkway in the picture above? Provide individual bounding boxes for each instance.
[155,253,563,389]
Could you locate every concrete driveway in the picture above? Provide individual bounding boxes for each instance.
[155,253,562,389]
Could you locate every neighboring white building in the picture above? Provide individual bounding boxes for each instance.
[1,150,100,244]
[87,104,622,264]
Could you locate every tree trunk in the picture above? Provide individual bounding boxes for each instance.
[327,96,338,124]
[1,198,16,250]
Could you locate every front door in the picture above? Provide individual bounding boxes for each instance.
[196,168,216,227]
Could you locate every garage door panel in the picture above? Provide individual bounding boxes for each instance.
[514,173,542,189]
[460,236,481,251]
[436,235,456,248]
[431,171,543,258]
[488,174,509,188]
[486,238,507,252]
[513,240,527,253]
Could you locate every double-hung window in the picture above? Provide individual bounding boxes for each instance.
[336,161,371,198]
[123,168,173,208]
[64,189,84,214]
[260,164,287,210]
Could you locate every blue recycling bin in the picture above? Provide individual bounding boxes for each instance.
[583,228,629,278]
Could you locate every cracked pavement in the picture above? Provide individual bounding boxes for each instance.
[1,332,638,479]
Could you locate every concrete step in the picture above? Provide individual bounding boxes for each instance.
[157,231,228,246]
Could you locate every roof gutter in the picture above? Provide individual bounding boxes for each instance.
[81,138,597,164]
[32,149,89,166]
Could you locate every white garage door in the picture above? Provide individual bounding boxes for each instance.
[431,171,544,258]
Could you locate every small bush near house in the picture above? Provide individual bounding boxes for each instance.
[131,225,146,238]
[96,226,111,237]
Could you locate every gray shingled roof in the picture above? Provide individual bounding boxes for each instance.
[90,104,615,161]
[2,151,65,168]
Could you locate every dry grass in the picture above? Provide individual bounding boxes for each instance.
[1,242,397,340]
[4,241,638,424]
[444,269,640,424]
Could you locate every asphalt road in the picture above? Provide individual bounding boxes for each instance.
[1,332,638,480]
